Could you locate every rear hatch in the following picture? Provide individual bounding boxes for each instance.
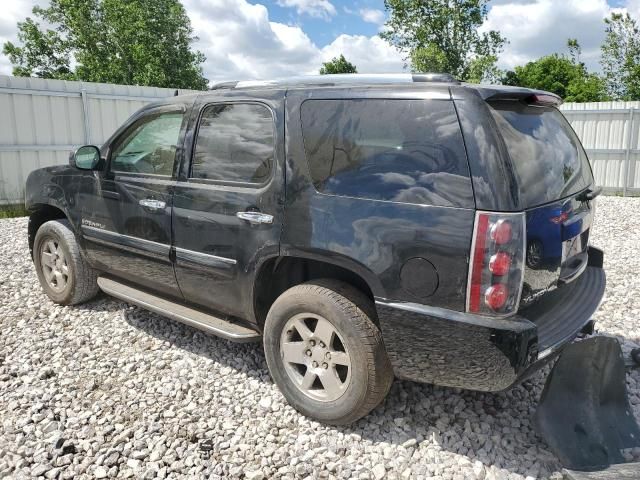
[487,100,597,307]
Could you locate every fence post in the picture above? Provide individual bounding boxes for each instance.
[624,107,635,197]
[80,89,91,145]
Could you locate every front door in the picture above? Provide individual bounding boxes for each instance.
[172,94,285,321]
[81,105,188,298]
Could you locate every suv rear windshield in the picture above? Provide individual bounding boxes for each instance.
[488,101,594,207]
[300,99,474,208]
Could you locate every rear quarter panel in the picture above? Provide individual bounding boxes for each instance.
[283,87,475,310]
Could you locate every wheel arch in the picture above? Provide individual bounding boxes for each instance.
[253,252,383,329]
[28,203,69,258]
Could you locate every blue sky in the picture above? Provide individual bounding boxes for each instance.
[266,0,385,44]
[1,0,638,83]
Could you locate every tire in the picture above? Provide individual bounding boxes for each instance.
[33,219,99,305]
[263,279,394,425]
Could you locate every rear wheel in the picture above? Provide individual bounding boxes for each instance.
[263,279,393,425]
[33,219,99,305]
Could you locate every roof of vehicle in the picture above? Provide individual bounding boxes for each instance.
[203,73,562,105]
[209,73,460,90]
[150,74,560,108]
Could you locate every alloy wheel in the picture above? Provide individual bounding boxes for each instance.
[40,238,69,293]
[279,313,352,402]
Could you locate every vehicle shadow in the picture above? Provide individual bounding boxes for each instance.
[104,300,578,479]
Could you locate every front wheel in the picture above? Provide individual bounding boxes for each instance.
[33,219,99,305]
[263,279,393,425]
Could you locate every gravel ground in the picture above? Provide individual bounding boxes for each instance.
[1,196,639,480]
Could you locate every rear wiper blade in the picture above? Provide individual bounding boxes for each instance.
[576,187,602,202]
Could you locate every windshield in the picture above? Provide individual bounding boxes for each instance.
[488,101,594,208]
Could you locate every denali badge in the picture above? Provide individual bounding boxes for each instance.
[81,219,105,229]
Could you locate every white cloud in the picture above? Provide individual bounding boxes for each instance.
[483,0,615,71]
[0,0,402,82]
[183,0,403,83]
[320,34,404,74]
[276,0,336,20]
[0,0,43,75]
[626,0,640,17]
[360,8,385,25]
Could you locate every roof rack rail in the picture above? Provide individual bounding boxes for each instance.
[206,73,460,90]
[210,81,239,90]
[412,73,460,84]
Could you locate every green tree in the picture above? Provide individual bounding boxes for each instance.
[381,0,506,82]
[320,54,357,75]
[601,12,640,100]
[3,0,208,90]
[501,40,607,102]
[567,38,581,64]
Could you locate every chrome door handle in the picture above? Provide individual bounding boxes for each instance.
[236,211,274,225]
[139,199,166,211]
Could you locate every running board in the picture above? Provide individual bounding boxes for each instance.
[97,276,261,343]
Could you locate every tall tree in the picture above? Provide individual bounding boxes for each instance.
[3,0,208,90]
[381,0,506,82]
[501,40,607,103]
[320,54,358,75]
[601,12,640,100]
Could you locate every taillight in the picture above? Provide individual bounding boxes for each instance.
[467,211,526,316]
[490,220,512,245]
[489,252,511,276]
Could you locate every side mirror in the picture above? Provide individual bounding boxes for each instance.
[70,145,102,170]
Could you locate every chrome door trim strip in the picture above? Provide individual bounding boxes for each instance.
[81,226,237,267]
[174,247,237,268]
[81,225,170,257]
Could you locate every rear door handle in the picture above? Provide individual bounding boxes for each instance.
[139,199,166,211]
[236,211,274,225]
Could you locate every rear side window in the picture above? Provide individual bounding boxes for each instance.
[488,101,594,207]
[300,99,473,208]
[191,103,274,184]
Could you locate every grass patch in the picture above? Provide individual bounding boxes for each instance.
[0,203,28,219]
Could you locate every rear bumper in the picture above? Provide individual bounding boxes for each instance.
[375,248,606,392]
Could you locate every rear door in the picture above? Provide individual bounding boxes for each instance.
[171,92,285,322]
[486,100,596,305]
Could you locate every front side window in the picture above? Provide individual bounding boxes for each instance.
[300,99,473,207]
[191,103,274,184]
[111,111,184,176]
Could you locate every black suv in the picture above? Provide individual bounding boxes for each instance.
[26,74,606,424]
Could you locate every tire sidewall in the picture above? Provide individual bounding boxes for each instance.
[33,222,77,305]
[264,288,374,424]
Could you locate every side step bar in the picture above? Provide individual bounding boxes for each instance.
[97,276,261,343]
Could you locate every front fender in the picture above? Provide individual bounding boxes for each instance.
[25,166,83,230]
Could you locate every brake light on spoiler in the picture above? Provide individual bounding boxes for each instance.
[526,93,562,107]
[467,211,526,317]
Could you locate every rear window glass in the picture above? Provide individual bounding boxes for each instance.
[300,99,473,208]
[489,101,594,207]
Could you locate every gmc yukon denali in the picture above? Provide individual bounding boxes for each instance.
[25,74,606,424]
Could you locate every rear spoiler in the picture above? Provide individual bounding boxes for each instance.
[473,86,563,107]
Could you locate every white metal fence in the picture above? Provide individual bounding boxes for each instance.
[560,101,640,196]
[0,75,197,204]
[0,75,638,204]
